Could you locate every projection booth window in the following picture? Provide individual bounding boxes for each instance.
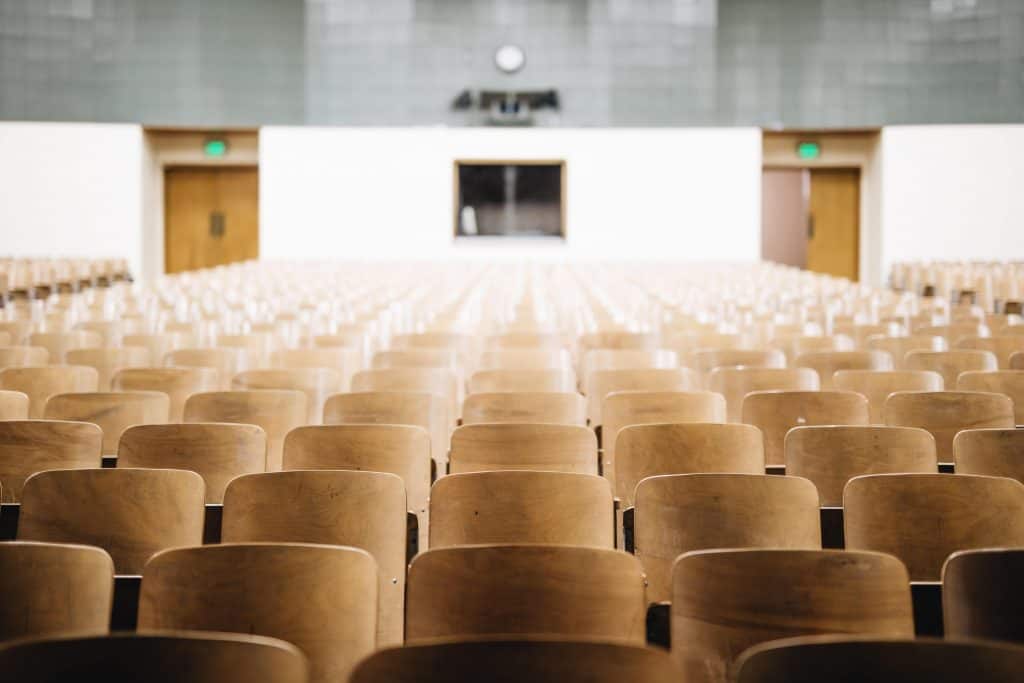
[455,161,565,238]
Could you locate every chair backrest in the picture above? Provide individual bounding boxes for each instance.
[865,335,946,368]
[0,321,32,346]
[603,391,726,491]
[579,331,659,352]
[954,428,1024,483]
[372,349,458,371]
[349,639,681,683]
[741,390,869,466]
[449,423,597,475]
[0,420,102,503]
[689,349,786,382]
[0,389,29,419]
[636,475,820,602]
[0,541,113,641]
[18,468,205,574]
[707,367,820,423]
[582,349,677,394]
[734,636,1024,683]
[587,368,698,426]
[122,333,193,366]
[44,391,170,454]
[883,391,1015,462]
[943,548,1024,643]
[956,335,1024,368]
[0,365,99,418]
[217,333,274,368]
[322,391,448,471]
[672,549,913,683]
[478,349,570,371]
[65,347,150,390]
[112,367,219,422]
[1012,351,1024,369]
[222,470,406,646]
[164,347,248,390]
[0,346,49,368]
[793,350,894,390]
[833,369,944,423]
[28,331,103,363]
[844,473,1024,580]
[461,392,585,425]
[614,422,764,504]
[139,543,375,683]
[183,391,306,471]
[406,545,646,643]
[786,425,937,506]
[429,470,613,548]
[905,349,998,388]
[351,368,458,427]
[468,369,576,394]
[0,632,309,683]
[958,370,1024,423]
[232,368,342,424]
[485,332,564,349]
[118,423,267,503]
[271,347,359,391]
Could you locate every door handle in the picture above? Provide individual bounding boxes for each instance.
[209,212,226,238]
[807,215,815,240]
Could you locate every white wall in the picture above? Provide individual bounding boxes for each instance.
[0,122,144,275]
[880,125,1024,278]
[260,127,763,262]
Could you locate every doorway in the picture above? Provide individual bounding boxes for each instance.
[164,166,259,274]
[761,167,860,281]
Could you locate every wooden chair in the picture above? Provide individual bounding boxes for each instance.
[672,549,913,683]
[449,423,597,475]
[18,468,205,573]
[579,331,659,352]
[883,391,1015,463]
[44,391,169,454]
[614,422,764,505]
[943,548,1024,643]
[865,335,946,369]
[958,370,1024,423]
[217,333,274,368]
[581,349,677,394]
[734,636,1024,683]
[1011,351,1024,369]
[905,349,998,388]
[350,639,681,683]
[793,350,893,390]
[66,347,150,390]
[73,321,122,347]
[322,391,448,471]
[429,471,613,548]
[707,367,819,423]
[0,321,32,346]
[123,333,193,366]
[232,368,341,424]
[954,428,1024,483]
[373,348,458,371]
[773,334,855,363]
[118,423,267,503]
[406,545,646,643]
[485,332,563,349]
[28,331,103,363]
[587,368,698,426]
[0,420,102,503]
[283,424,431,547]
[636,474,820,602]
[0,632,309,683]
[0,346,49,368]
[478,349,570,371]
[602,391,726,491]
[0,541,113,641]
[785,426,937,506]
[956,335,1024,368]
[138,543,377,683]
[184,391,305,471]
[833,369,944,424]
[222,470,406,646]
[468,369,576,394]
[461,392,585,425]
[917,322,990,344]
[271,347,359,392]
[0,365,99,418]
[165,347,248,390]
[112,367,219,422]
[741,390,869,466]
[0,390,29,419]
[844,473,1024,580]
[686,349,786,381]
[352,368,459,429]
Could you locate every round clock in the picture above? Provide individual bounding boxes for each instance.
[494,44,526,74]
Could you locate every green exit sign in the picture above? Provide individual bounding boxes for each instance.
[204,138,228,157]
[796,141,821,160]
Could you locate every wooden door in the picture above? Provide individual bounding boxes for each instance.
[761,168,808,269]
[807,168,859,281]
[164,167,258,274]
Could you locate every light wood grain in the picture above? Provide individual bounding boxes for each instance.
[66,347,152,390]
[883,390,1015,462]
[741,390,869,466]
[582,349,677,394]
[0,321,32,346]
[866,335,947,369]
[1012,351,1024,369]
[954,428,1024,483]
[844,473,1024,580]
[672,549,913,683]
[579,331,659,352]
[123,333,194,365]
[165,347,249,390]
[689,349,786,384]
[28,331,103,364]
[477,349,570,371]
[18,468,205,574]
[352,368,459,430]
[484,332,564,349]
[271,347,359,391]
[406,545,646,643]
[0,541,113,641]
[323,391,448,468]
[469,368,576,394]
[112,367,220,422]
[217,333,274,368]
[956,335,1024,369]
[833,369,945,423]
[44,391,170,454]
[461,391,585,425]
[905,349,999,388]
[222,470,406,645]
[943,548,1024,642]
[0,346,49,368]
[0,390,29,420]
[958,370,1024,423]
[449,423,597,475]
[0,419,102,502]
[118,423,266,503]
[588,368,698,425]
[786,425,937,506]
[708,367,820,423]
[232,368,341,424]
[138,543,377,683]
[794,350,893,389]
[0,366,99,418]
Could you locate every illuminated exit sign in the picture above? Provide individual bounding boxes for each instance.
[796,141,821,160]
[204,138,228,157]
